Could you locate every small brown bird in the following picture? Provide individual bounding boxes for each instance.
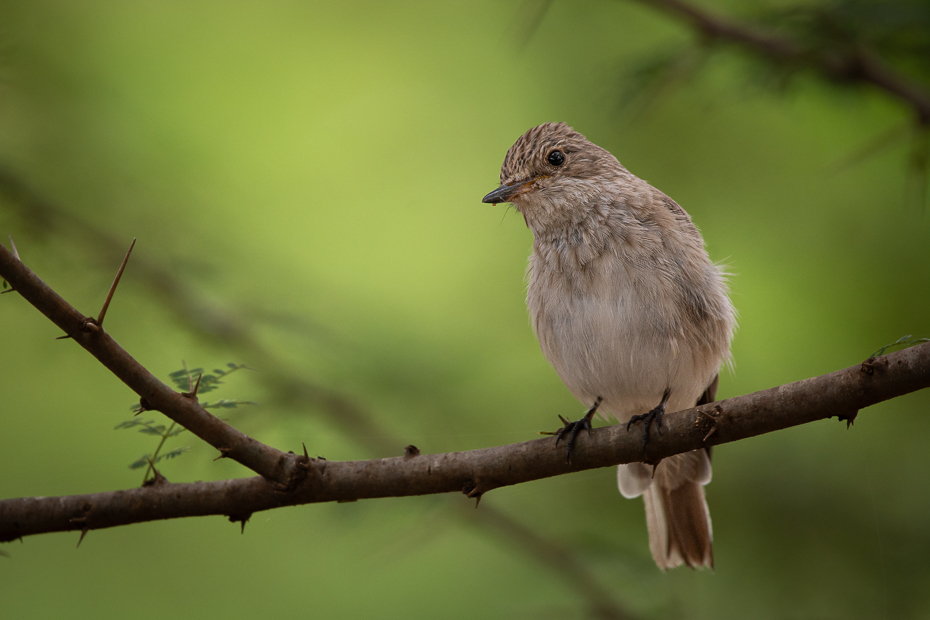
[482,122,735,570]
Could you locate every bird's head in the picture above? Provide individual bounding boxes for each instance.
[481,123,623,225]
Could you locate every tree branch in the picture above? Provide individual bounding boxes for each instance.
[0,241,308,489]
[0,172,637,618]
[2,340,928,542]
[633,0,930,123]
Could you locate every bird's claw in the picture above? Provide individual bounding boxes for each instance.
[551,397,602,464]
[627,389,671,457]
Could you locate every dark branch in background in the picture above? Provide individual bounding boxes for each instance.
[1,339,928,540]
[467,505,636,620]
[511,0,930,202]
[0,172,638,620]
[614,0,930,204]
[631,0,930,122]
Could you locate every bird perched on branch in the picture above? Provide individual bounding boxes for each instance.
[482,122,735,570]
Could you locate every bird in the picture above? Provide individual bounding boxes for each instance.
[481,122,735,570]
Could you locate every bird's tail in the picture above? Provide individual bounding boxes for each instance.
[618,449,713,570]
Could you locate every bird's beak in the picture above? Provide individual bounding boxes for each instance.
[481,178,535,204]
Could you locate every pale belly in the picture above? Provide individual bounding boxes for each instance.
[529,273,717,421]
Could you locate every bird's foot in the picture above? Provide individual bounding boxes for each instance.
[545,397,602,464]
[627,389,671,457]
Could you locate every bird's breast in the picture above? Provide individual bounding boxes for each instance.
[527,250,713,419]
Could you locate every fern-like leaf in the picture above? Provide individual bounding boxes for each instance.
[129,455,151,470]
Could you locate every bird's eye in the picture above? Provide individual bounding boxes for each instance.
[547,150,565,167]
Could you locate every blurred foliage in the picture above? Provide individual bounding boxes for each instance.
[0,1,929,619]
[758,0,930,74]
[624,0,930,92]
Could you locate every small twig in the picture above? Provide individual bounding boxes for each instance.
[96,237,136,327]
[142,421,178,484]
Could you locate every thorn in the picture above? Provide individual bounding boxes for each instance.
[55,334,72,340]
[404,444,420,457]
[77,528,88,548]
[213,447,230,461]
[192,372,203,397]
[228,514,251,533]
[464,480,485,507]
[96,237,136,327]
[697,408,719,422]
[838,409,859,429]
[7,235,20,260]
[302,442,309,459]
[702,426,717,443]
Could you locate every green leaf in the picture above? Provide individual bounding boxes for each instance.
[162,446,191,460]
[139,426,166,435]
[204,399,257,409]
[114,419,147,430]
[870,335,930,358]
[129,455,151,470]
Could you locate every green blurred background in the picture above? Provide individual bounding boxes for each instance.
[1,1,929,618]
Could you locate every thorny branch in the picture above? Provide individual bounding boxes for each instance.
[0,171,637,619]
[1,341,927,539]
[1,238,928,541]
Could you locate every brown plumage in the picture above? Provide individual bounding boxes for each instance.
[482,122,735,570]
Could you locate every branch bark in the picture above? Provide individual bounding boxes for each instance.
[2,340,928,542]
